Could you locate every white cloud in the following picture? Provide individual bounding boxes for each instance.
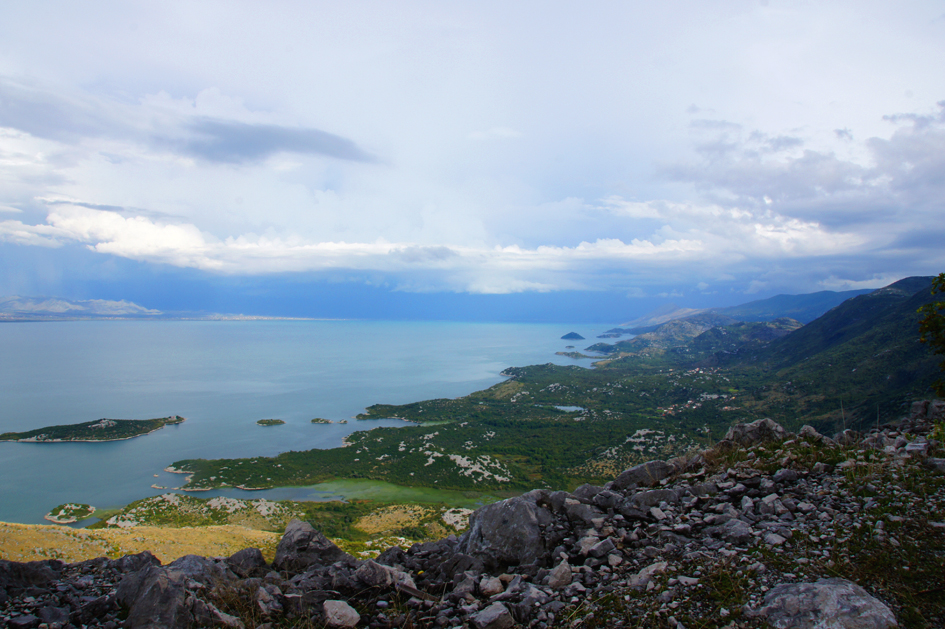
[0,2,943,301]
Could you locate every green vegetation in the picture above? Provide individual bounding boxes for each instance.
[44,503,96,523]
[166,277,940,498]
[0,415,185,442]
[256,419,285,426]
[918,272,945,396]
[310,417,332,424]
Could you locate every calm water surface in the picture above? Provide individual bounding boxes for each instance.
[0,320,608,524]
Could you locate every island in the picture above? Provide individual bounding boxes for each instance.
[0,416,185,442]
[44,503,96,524]
[310,418,333,424]
[560,331,585,340]
[256,419,285,426]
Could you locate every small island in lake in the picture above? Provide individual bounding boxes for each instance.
[0,416,185,442]
[44,503,96,524]
[560,331,585,340]
[310,418,333,424]
[256,419,286,426]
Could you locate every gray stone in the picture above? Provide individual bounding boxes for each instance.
[273,520,350,573]
[588,538,616,558]
[750,578,898,628]
[629,489,679,509]
[547,560,572,589]
[773,468,799,484]
[8,615,40,629]
[724,418,789,447]
[323,599,360,628]
[926,458,945,473]
[799,424,825,441]
[116,565,193,629]
[356,559,415,590]
[460,496,552,568]
[717,519,753,545]
[471,601,515,629]
[226,548,267,578]
[613,460,677,490]
[572,483,604,504]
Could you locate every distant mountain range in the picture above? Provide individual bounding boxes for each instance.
[592,276,940,430]
[613,288,874,334]
[0,296,162,319]
[0,296,315,321]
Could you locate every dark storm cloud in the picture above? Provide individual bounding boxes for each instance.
[180,119,377,164]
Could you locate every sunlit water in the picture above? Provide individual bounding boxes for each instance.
[0,320,608,524]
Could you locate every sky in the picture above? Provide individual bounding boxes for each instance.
[1,1,944,321]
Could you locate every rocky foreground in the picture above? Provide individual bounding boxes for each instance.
[2,401,944,629]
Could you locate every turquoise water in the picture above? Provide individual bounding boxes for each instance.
[0,320,608,524]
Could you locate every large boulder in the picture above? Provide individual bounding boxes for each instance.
[116,565,193,629]
[0,559,63,595]
[460,495,553,569]
[273,519,352,573]
[612,460,676,490]
[749,578,898,628]
[226,548,268,578]
[724,418,790,447]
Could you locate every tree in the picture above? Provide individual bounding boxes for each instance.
[918,273,945,397]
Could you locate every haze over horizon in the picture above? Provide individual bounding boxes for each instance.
[1,2,944,322]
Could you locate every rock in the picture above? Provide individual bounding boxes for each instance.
[629,488,679,509]
[461,496,551,568]
[356,560,415,590]
[226,548,268,578]
[167,554,233,583]
[773,468,799,484]
[480,576,504,596]
[0,559,63,594]
[572,483,604,504]
[471,601,515,629]
[629,562,668,588]
[834,429,862,446]
[750,578,898,628]
[716,519,753,545]
[113,551,162,573]
[272,520,351,573]
[547,560,572,589]
[116,565,193,629]
[724,418,789,446]
[926,458,945,473]
[613,460,677,490]
[799,424,825,441]
[8,615,40,629]
[323,599,361,628]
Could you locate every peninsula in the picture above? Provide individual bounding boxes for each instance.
[0,415,185,442]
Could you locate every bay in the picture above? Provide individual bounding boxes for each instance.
[0,320,607,524]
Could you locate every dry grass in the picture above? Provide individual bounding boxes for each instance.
[355,504,432,535]
[0,521,280,564]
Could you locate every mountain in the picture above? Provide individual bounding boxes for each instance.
[0,296,162,319]
[709,288,873,323]
[617,303,706,329]
[610,288,872,336]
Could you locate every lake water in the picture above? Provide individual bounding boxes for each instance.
[0,320,609,524]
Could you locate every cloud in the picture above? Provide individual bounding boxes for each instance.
[180,119,377,164]
[468,127,524,141]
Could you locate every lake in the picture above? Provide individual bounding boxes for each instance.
[0,320,608,524]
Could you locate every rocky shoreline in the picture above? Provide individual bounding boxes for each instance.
[2,401,943,628]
